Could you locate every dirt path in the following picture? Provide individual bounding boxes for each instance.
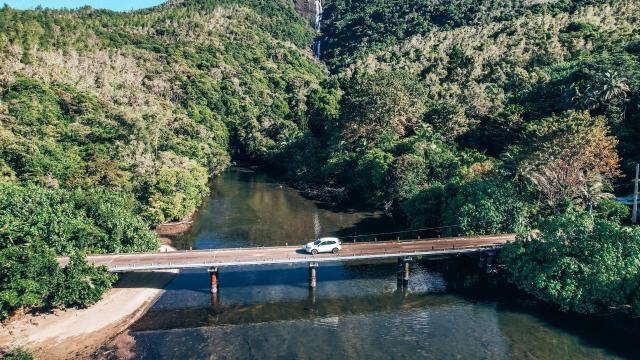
[0,246,177,359]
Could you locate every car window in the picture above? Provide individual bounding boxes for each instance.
[314,240,321,245]
[327,241,335,245]
[320,242,328,246]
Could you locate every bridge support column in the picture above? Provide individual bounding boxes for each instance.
[403,258,411,282]
[309,286,317,306]
[309,262,318,288]
[397,257,412,291]
[209,267,219,294]
[211,292,220,311]
[478,254,487,270]
[397,258,404,289]
[486,252,495,274]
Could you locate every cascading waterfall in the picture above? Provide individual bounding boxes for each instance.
[314,0,323,58]
[313,211,322,239]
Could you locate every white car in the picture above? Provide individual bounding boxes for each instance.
[304,237,342,255]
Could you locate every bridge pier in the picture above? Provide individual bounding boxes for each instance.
[209,266,219,294]
[309,262,318,288]
[309,286,317,306]
[397,257,412,290]
[211,292,221,311]
[478,252,496,273]
[478,254,486,270]
[486,252,495,274]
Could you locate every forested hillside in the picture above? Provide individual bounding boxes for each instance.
[1,0,640,320]
[298,0,640,315]
[0,0,326,319]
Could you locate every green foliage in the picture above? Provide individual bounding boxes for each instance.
[0,246,60,319]
[142,162,209,224]
[0,246,116,318]
[594,199,630,223]
[442,178,530,236]
[321,0,609,69]
[2,348,34,360]
[339,70,427,145]
[352,148,394,204]
[401,184,446,229]
[0,183,152,318]
[0,183,158,254]
[402,178,530,236]
[634,287,640,316]
[500,213,640,314]
[52,252,116,308]
[0,0,326,319]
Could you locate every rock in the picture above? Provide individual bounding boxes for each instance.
[292,0,317,25]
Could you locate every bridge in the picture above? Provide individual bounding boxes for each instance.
[58,234,514,294]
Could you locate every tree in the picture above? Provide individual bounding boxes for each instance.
[423,100,471,141]
[442,177,529,236]
[53,252,116,308]
[352,148,394,205]
[0,246,61,319]
[401,183,446,229]
[516,111,621,212]
[574,71,630,110]
[500,212,640,314]
[340,70,427,146]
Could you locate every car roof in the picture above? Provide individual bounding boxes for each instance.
[318,237,340,242]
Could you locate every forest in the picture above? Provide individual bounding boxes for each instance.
[1,0,640,320]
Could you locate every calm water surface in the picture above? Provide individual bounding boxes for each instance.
[128,168,637,359]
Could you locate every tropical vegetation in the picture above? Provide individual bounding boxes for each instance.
[1,0,640,319]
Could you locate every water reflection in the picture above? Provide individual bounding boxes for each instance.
[170,167,398,250]
[129,168,636,360]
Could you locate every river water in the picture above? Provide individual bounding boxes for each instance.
[127,167,637,359]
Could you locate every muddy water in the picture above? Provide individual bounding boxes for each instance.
[127,168,637,359]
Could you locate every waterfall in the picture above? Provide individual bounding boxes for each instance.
[314,0,323,58]
[313,211,321,239]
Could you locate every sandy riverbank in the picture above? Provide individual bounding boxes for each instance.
[0,244,178,359]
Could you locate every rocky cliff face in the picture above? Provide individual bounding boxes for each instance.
[292,0,317,25]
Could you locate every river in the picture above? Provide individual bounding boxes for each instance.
[126,167,637,359]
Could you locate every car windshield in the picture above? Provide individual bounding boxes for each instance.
[313,240,321,245]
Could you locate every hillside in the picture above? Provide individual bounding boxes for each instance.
[1,0,640,322]
[302,0,640,316]
[0,0,327,319]
[298,0,640,209]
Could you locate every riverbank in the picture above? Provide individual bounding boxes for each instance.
[0,245,178,359]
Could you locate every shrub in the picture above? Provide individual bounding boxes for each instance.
[52,252,116,308]
[594,198,630,222]
[442,178,529,236]
[2,348,34,360]
[500,212,640,314]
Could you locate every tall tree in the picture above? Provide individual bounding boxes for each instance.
[516,111,621,212]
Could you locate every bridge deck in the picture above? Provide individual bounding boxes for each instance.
[59,234,515,271]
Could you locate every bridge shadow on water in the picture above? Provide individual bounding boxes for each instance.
[125,257,640,359]
[130,290,456,332]
[115,261,404,292]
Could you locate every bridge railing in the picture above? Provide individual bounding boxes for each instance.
[105,242,506,271]
[324,223,476,245]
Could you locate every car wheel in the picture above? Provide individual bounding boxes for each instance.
[311,249,318,255]
[332,248,339,254]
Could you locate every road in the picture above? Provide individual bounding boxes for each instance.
[58,234,515,271]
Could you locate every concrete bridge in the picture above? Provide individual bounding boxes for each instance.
[58,234,514,294]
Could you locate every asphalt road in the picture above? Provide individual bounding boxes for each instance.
[58,234,515,271]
